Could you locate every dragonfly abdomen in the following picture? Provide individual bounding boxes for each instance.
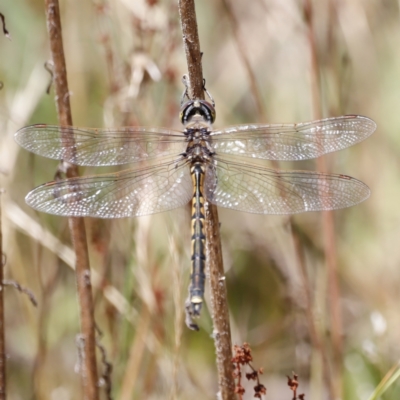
[189,162,206,315]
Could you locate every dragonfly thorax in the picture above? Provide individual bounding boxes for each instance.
[183,123,213,163]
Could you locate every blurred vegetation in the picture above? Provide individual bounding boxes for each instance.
[0,0,399,399]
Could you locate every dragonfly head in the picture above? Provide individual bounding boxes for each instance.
[180,99,216,126]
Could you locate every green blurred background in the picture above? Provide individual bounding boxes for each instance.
[0,0,399,399]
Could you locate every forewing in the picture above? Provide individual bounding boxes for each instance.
[204,157,370,214]
[210,115,376,161]
[15,124,186,166]
[26,159,192,218]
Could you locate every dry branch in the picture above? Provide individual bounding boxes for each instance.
[3,280,38,307]
[44,1,99,399]
[221,0,264,118]
[0,192,6,399]
[95,337,112,400]
[0,12,11,40]
[303,0,342,398]
[178,1,236,399]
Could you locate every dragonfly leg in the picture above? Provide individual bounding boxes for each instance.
[202,78,215,108]
[181,74,190,105]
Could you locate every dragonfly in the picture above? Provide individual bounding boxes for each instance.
[15,93,376,320]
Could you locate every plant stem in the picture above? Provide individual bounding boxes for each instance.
[292,230,335,397]
[0,192,5,399]
[177,1,236,398]
[44,1,99,399]
[220,0,264,118]
[303,0,342,398]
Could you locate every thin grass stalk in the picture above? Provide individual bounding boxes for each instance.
[120,305,151,400]
[367,361,400,400]
[222,12,333,388]
[303,1,342,398]
[44,1,99,398]
[221,0,310,309]
[220,0,264,118]
[177,1,236,398]
[32,260,58,399]
[0,193,5,400]
[292,229,335,397]
[170,235,184,400]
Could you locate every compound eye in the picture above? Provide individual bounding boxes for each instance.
[199,101,216,124]
[180,101,195,124]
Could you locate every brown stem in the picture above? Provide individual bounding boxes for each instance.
[177,1,204,100]
[221,0,264,120]
[177,1,236,399]
[95,338,112,400]
[303,0,342,398]
[0,193,6,399]
[292,231,335,397]
[44,1,99,399]
[205,204,236,399]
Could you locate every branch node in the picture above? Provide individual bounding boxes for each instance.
[3,280,38,307]
[0,13,11,40]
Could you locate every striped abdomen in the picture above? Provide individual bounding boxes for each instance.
[189,162,206,316]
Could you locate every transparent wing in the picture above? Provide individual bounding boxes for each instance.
[204,157,370,214]
[210,115,376,161]
[25,159,192,218]
[15,124,187,166]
